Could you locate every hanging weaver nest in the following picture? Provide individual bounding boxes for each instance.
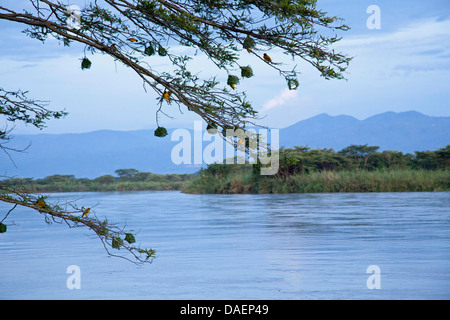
[157,45,167,56]
[144,44,155,56]
[112,237,123,249]
[243,36,256,51]
[154,126,168,137]
[206,122,218,134]
[125,233,136,244]
[227,75,240,87]
[240,66,254,78]
[81,57,92,70]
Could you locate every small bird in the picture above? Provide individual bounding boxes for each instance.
[82,208,90,218]
[246,47,252,53]
[163,90,171,103]
[127,37,138,42]
[263,53,272,63]
[36,198,46,208]
[237,137,245,145]
[110,44,118,51]
[230,83,236,90]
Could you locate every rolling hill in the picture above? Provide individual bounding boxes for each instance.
[1,111,448,179]
[279,111,449,152]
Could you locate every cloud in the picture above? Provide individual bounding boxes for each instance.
[416,49,446,56]
[332,17,450,79]
[261,88,299,112]
[393,62,450,76]
[338,17,450,53]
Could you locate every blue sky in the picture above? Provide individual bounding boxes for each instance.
[1,0,449,134]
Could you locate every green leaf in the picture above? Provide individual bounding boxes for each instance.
[0,223,7,233]
[138,248,156,261]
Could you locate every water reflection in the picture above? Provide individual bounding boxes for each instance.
[1,191,449,299]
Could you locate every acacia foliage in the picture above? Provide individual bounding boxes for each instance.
[0,0,351,132]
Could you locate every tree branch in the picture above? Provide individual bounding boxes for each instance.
[0,186,156,264]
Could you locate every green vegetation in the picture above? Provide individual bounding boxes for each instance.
[184,168,450,194]
[183,145,450,194]
[3,145,449,194]
[2,169,195,193]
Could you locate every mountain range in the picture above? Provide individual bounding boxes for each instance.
[279,111,449,152]
[1,111,448,179]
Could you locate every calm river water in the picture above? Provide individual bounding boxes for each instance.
[1,191,449,299]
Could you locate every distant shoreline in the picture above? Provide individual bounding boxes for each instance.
[3,144,449,195]
[2,169,449,194]
[1,172,194,194]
